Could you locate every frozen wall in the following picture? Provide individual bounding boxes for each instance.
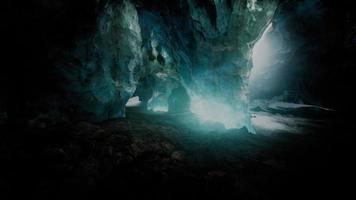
[4,0,279,131]
[53,0,279,130]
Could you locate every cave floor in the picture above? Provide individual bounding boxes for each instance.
[0,103,348,199]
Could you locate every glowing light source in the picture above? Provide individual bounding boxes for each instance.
[251,114,286,131]
[147,95,168,112]
[190,96,237,129]
[149,106,168,112]
[126,96,141,107]
[250,23,273,82]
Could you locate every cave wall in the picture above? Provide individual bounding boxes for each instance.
[186,0,277,130]
[4,0,279,130]
[55,0,143,122]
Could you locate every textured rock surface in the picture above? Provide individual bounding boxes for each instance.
[6,0,278,130]
[126,0,278,130]
[3,0,355,131]
[134,0,278,130]
[56,0,142,121]
[0,106,337,199]
[185,0,278,131]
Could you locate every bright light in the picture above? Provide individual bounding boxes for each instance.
[147,95,168,112]
[251,112,301,133]
[126,96,141,107]
[146,92,169,113]
[150,106,168,112]
[190,96,237,129]
[251,114,286,131]
[250,23,273,82]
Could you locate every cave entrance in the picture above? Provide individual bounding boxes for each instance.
[249,22,283,102]
[250,23,273,85]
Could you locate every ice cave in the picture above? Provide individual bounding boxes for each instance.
[1,0,354,199]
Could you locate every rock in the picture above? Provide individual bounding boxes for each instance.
[208,170,227,177]
[56,0,142,122]
[135,0,278,130]
[63,144,82,160]
[19,0,279,130]
[79,157,99,177]
[41,148,70,162]
[171,151,185,161]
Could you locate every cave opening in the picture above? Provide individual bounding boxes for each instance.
[250,22,274,88]
[189,94,237,129]
[249,22,294,132]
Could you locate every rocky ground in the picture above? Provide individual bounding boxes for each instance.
[0,104,351,199]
